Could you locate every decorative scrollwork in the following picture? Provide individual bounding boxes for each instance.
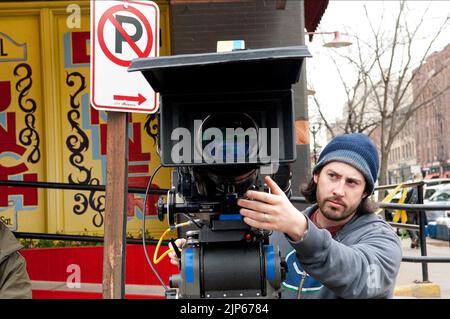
[89,178,105,227]
[65,71,105,228]
[73,193,88,215]
[66,72,90,186]
[144,113,158,145]
[14,63,40,164]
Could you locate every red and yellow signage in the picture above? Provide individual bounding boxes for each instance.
[0,0,173,238]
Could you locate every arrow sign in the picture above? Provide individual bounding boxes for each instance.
[113,93,147,105]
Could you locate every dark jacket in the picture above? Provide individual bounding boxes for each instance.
[0,222,32,299]
[271,205,402,299]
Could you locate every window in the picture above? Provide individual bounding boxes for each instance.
[431,192,450,202]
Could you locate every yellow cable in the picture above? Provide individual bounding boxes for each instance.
[153,221,190,265]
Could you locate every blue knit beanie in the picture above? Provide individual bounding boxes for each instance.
[312,133,379,194]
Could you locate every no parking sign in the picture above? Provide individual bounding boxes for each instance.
[90,0,159,113]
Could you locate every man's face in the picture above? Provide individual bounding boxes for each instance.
[313,161,367,222]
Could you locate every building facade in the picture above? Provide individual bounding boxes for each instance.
[412,43,450,179]
[386,115,420,184]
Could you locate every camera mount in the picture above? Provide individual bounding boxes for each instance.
[129,45,311,299]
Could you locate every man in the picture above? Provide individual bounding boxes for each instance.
[170,133,402,299]
[0,222,32,298]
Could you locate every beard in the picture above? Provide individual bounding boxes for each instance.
[318,196,359,222]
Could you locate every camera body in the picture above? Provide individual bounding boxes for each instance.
[129,46,310,298]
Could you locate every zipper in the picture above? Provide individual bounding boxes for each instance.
[296,271,307,299]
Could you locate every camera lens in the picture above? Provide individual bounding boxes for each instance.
[194,165,258,196]
[197,113,259,164]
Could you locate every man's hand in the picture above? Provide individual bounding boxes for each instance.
[237,176,307,241]
[168,238,186,269]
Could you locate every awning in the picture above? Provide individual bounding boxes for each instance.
[304,0,329,35]
[425,173,441,179]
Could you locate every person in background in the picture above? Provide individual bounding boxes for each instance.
[0,221,32,298]
[405,173,424,249]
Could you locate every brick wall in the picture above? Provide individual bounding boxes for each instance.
[170,0,303,54]
[413,44,450,169]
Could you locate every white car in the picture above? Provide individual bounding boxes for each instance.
[424,185,450,223]
[424,183,447,200]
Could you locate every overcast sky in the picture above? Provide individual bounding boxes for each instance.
[305,0,450,146]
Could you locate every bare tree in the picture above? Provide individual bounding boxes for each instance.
[310,1,450,186]
[310,39,381,138]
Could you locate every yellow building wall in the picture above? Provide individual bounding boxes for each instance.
[0,0,173,239]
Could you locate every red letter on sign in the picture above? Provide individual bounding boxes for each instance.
[0,112,38,207]
[0,81,11,111]
[71,32,90,64]
[0,172,38,207]
[0,113,26,155]
[129,123,150,163]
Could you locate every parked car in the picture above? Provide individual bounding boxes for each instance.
[424,185,450,223]
[424,184,445,200]
[424,181,450,200]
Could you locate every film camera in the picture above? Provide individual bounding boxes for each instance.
[129,46,310,298]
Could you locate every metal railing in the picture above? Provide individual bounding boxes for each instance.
[13,231,163,246]
[0,180,168,195]
[377,181,450,283]
[2,179,450,283]
[0,179,170,246]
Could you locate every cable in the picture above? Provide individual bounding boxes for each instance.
[141,164,168,290]
[153,221,190,265]
[182,213,204,229]
[153,227,177,265]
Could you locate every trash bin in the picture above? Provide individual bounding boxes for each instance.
[436,224,449,241]
[428,222,437,239]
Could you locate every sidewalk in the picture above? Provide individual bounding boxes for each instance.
[395,237,450,298]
